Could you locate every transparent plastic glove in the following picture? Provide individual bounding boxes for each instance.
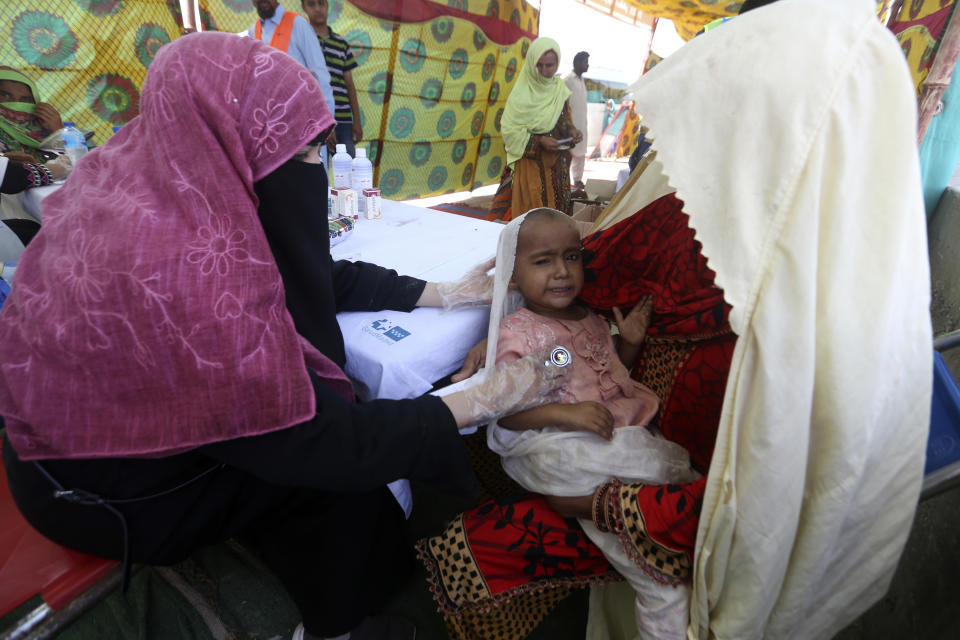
[456,350,568,426]
[436,257,496,310]
[45,154,73,181]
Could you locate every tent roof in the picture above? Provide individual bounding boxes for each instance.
[626,1,740,39]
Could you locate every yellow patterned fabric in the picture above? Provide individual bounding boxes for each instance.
[615,103,640,158]
[889,0,958,95]
[622,0,740,40]
[201,0,535,200]
[0,0,184,147]
[197,0,255,33]
[623,0,893,41]
[200,0,540,35]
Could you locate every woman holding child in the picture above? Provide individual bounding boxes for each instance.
[422,1,932,638]
[0,33,565,640]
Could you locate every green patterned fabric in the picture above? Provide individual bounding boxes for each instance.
[0,0,184,147]
[200,0,536,200]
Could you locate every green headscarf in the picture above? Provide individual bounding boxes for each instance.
[501,37,571,167]
[0,68,44,150]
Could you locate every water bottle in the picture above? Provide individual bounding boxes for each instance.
[331,144,353,190]
[351,147,373,212]
[61,122,87,166]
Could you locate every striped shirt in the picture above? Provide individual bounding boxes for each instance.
[316,29,358,123]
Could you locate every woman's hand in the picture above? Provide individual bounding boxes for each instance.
[45,154,72,180]
[613,296,653,348]
[435,256,496,310]
[571,129,583,145]
[543,493,593,519]
[451,339,487,382]
[539,135,561,152]
[441,349,567,428]
[33,103,63,132]
[352,121,362,144]
[556,401,614,440]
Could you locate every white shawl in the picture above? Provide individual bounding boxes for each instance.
[593,0,931,637]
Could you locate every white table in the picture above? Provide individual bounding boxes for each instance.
[17,183,60,222]
[331,200,502,401]
[331,200,502,517]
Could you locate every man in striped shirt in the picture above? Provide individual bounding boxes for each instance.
[302,0,362,157]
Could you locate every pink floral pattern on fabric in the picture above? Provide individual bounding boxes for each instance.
[187,216,251,277]
[497,308,658,428]
[0,33,341,460]
[250,99,290,158]
[54,229,111,303]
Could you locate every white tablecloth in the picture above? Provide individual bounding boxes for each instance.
[332,200,501,401]
[332,200,501,517]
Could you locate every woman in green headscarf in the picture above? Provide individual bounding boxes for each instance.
[0,67,63,164]
[490,37,582,221]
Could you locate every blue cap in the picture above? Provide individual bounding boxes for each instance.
[64,121,75,127]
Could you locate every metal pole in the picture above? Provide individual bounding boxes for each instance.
[887,0,904,28]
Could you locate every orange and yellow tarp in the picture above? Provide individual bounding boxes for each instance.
[200,0,538,200]
[621,0,739,40]
[0,0,954,201]
[621,0,895,42]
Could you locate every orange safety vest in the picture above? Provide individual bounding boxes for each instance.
[254,10,296,53]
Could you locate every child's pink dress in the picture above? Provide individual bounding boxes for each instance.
[488,307,698,497]
[488,307,700,640]
[496,307,659,428]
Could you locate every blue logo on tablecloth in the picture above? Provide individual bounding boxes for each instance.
[367,318,411,342]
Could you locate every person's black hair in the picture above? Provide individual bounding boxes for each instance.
[573,51,589,65]
[739,0,780,14]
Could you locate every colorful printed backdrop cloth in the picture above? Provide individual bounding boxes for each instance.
[418,193,736,640]
[888,0,957,95]
[0,0,184,148]
[199,0,537,201]
[621,1,893,41]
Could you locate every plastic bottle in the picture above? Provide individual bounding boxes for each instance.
[61,122,87,166]
[331,144,353,190]
[351,147,374,212]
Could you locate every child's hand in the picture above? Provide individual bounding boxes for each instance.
[556,402,614,440]
[451,339,487,382]
[613,296,653,347]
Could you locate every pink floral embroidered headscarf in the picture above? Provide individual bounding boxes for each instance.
[0,32,345,460]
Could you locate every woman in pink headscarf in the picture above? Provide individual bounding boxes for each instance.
[0,33,563,640]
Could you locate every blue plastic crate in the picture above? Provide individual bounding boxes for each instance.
[926,352,960,475]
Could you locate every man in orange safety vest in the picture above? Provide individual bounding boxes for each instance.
[248,1,336,138]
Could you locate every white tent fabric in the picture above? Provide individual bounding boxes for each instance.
[590,0,932,637]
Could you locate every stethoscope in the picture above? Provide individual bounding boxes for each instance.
[548,346,571,368]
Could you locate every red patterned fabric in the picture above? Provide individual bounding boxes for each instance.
[630,476,708,556]
[580,193,728,337]
[418,494,618,616]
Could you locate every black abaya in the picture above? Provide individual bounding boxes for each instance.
[1,158,477,636]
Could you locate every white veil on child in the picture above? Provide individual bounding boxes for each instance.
[483,210,699,496]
